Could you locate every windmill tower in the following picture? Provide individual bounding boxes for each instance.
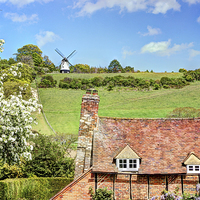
[55,48,76,73]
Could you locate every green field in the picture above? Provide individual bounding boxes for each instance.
[34,73,200,135]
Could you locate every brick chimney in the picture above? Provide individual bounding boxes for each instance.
[74,89,100,178]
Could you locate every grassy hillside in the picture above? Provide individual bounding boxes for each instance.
[34,73,200,135]
[36,72,183,86]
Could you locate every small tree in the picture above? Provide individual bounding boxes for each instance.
[0,64,40,165]
[108,59,123,73]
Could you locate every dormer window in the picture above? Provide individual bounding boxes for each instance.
[183,152,200,174]
[187,165,200,173]
[117,158,139,171]
[114,145,141,172]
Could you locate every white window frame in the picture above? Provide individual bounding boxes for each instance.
[116,158,140,171]
[186,165,200,173]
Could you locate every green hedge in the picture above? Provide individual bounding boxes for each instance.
[0,177,73,200]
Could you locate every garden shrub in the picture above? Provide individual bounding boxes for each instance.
[38,75,57,88]
[153,83,160,90]
[89,187,113,200]
[166,107,200,118]
[90,76,103,87]
[0,177,73,200]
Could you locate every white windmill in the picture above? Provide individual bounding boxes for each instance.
[55,48,76,73]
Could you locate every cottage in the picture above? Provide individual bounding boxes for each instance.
[51,90,200,200]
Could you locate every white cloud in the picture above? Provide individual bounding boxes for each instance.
[1,0,53,7]
[141,39,193,56]
[151,0,180,14]
[183,0,200,5]
[73,0,181,16]
[139,25,162,36]
[122,47,135,58]
[35,31,60,47]
[189,49,200,58]
[197,16,200,23]
[4,13,39,23]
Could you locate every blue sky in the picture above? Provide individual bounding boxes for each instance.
[0,0,200,72]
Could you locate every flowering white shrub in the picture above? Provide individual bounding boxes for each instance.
[0,39,5,53]
[0,63,41,164]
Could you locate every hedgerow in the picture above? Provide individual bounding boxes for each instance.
[0,177,73,200]
[59,75,190,91]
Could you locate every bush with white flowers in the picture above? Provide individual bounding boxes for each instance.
[0,39,5,53]
[0,63,41,164]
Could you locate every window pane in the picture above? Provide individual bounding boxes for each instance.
[124,164,127,168]
[119,164,123,168]
[133,164,137,168]
[119,160,122,163]
[189,166,193,171]
[124,159,127,163]
[133,160,137,163]
[195,166,199,171]
[129,160,133,163]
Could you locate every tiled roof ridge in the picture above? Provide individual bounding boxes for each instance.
[99,116,200,120]
[50,168,92,200]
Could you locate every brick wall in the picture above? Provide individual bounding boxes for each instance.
[52,172,200,200]
[51,169,94,200]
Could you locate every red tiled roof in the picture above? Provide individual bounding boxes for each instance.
[92,117,200,174]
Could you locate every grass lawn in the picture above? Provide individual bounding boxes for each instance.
[33,73,200,135]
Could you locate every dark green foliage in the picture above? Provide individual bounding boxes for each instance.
[179,68,187,73]
[160,77,189,89]
[183,69,200,81]
[0,134,76,180]
[153,83,160,90]
[90,76,103,87]
[0,177,73,200]
[166,107,200,118]
[124,66,134,73]
[24,134,75,178]
[38,75,57,88]
[89,187,113,200]
[108,59,123,73]
[59,75,191,91]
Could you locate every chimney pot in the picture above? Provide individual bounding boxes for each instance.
[93,90,98,95]
[86,89,92,94]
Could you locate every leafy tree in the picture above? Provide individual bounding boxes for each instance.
[179,68,187,73]
[43,55,56,72]
[124,66,134,73]
[73,64,90,73]
[32,52,43,67]
[23,134,75,178]
[17,55,34,68]
[108,59,123,73]
[16,44,42,61]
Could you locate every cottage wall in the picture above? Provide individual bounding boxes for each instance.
[52,172,200,200]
